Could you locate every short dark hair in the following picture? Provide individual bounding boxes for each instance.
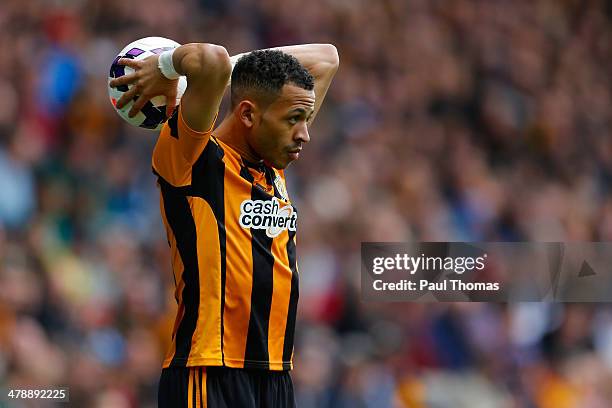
[230,50,314,108]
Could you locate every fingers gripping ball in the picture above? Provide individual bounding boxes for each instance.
[108,37,187,131]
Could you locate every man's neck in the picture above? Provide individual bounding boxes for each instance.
[214,116,262,163]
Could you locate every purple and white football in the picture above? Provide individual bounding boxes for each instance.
[108,37,187,131]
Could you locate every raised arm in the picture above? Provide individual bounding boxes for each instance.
[172,44,231,132]
[110,43,232,133]
[272,44,338,124]
[230,44,339,125]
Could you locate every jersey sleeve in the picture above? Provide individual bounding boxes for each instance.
[152,102,218,187]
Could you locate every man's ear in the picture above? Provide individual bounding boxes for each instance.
[237,100,257,128]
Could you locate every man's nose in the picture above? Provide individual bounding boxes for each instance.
[295,123,310,143]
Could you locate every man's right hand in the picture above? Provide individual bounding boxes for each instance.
[109,55,179,119]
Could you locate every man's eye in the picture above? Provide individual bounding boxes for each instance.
[288,117,299,125]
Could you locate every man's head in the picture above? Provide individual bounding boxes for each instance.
[230,50,315,169]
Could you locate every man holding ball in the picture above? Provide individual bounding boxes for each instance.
[109,42,338,407]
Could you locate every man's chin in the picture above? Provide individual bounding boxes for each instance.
[271,161,290,170]
[265,156,291,170]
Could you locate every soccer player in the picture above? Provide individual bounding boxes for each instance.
[109,42,339,407]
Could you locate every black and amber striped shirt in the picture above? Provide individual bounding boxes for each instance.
[152,105,299,371]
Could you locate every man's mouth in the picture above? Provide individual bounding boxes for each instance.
[288,147,302,160]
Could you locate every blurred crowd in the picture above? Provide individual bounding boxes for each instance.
[1,0,611,406]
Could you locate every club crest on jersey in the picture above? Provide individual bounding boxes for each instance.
[274,174,288,201]
[239,197,297,238]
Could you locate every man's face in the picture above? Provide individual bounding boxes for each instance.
[249,84,316,169]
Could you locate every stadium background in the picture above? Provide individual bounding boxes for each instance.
[1,0,611,406]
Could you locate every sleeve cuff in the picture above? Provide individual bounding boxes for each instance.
[178,103,218,139]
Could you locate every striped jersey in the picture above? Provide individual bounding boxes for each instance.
[152,105,299,371]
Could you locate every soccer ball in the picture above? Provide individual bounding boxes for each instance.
[108,37,187,131]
